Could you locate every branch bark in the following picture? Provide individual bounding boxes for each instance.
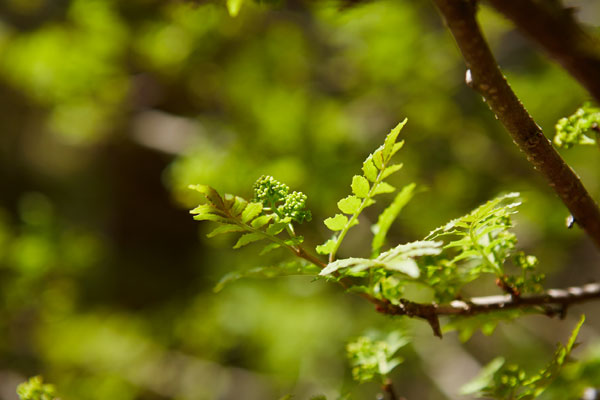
[375,282,600,328]
[486,0,600,103]
[432,0,600,249]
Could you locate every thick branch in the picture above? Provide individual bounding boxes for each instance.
[376,282,600,319]
[486,0,600,103]
[432,0,600,249]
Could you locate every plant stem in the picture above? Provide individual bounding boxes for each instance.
[432,0,600,250]
[376,282,600,321]
[382,378,401,400]
[329,158,391,263]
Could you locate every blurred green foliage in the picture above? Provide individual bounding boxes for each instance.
[1,0,600,399]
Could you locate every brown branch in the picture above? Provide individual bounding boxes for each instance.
[375,282,600,330]
[432,0,600,249]
[485,0,600,103]
[382,378,404,400]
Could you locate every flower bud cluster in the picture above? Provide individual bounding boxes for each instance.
[253,175,311,223]
[278,191,312,223]
[253,175,289,205]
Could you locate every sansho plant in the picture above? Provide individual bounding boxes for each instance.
[187,120,597,399]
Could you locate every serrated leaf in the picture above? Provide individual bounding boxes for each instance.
[384,258,420,278]
[190,204,218,215]
[241,202,263,223]
[390,141,404,157]
[266,221,288,235]
[231,196,248,216]
[351,175,370,198]
[362,156,379,182]
[381,163,403,179]
[320,257,379,276]
[382,119,407,161]
[372,183,416,257]
[193,213,229,223]
[226,0,244,17]
[324,214,348,231]
[233,232,264,249]
[207,224,246,238]
[338,195,362,214]
[251,214,272,229]
[372,148,384,169]
[316,239,336,255]
[378,240,442,262]
[260,242,281,255]
[373,182,395,195]
[188,184,224,208]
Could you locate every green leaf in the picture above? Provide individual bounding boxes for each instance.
[337,195,362,214]
[231,196,248,216]
[226,0,245,17]
[188,184,224,208]
[207,224,246,238]
[372,148,385,169]
[351,175,370,198]
[193,213,229,223]
[233,232,264,249]
[259,242,281,255]
[384,258,419,278]
[373,182,395,195]
[382,118,407,161]
[377,240,443,262]
[390,141,404,157]
[362,156,379,182]
[241,202,263,223]
[266,219,290,235]
[320,257,380,276]
[251,214,273,229]
[372,183,416,257]
[190,204,218,215]
[316,239,336,255]
[324,214,348,231]
[381,163,403,179]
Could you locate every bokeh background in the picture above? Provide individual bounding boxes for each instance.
[1,0,600,399]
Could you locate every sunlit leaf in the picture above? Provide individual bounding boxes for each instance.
[241,202,263,223]
[351,175,370,198]
[337,195,362,214]
[324,214,348,231]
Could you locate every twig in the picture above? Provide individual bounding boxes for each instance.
[432,0,600,250]
[375,283,600,335]
[486,0,600,103]
[382,378,402,400]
